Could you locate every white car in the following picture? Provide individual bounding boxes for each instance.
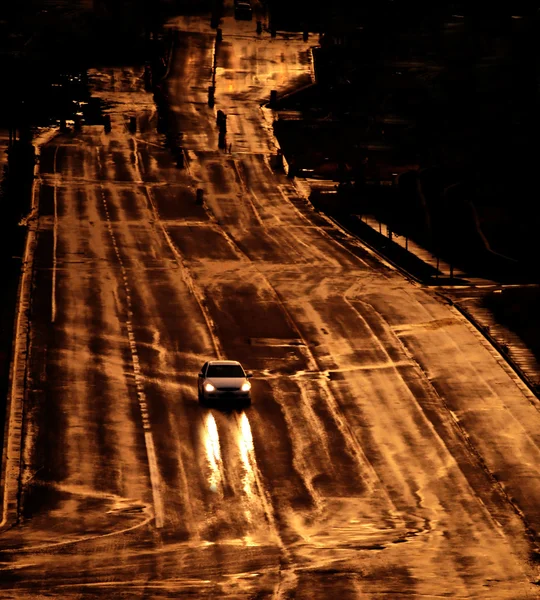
[198,360,252,407]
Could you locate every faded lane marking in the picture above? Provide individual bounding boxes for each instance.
[97,150,164,528]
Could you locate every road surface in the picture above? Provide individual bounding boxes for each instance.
[1,8,539,599]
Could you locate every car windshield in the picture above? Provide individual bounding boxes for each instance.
[207,364,245,378]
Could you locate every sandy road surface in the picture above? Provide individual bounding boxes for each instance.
[0,9,538,599]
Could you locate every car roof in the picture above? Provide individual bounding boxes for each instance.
[208,360,243,366]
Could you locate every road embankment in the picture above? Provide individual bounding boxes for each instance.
[0,133,36,452]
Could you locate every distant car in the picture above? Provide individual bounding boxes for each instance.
[234,0,253,20]
[198,360,252,407]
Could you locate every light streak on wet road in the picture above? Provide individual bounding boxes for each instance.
[236,412,256,517]
[203,411,223,495]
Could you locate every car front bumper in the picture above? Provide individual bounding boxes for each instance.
[202,391,251,403]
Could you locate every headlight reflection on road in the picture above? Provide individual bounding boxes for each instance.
[203,412,223,494]
[237,412,256,515]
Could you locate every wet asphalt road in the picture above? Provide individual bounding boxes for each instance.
[0,10,539,599]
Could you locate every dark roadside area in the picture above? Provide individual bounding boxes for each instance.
[306,186,540,397]
[269,7,540,396]
[0,136,34,453]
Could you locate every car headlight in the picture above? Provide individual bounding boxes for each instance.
[241,381,251,392]
[204,383,215,392]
